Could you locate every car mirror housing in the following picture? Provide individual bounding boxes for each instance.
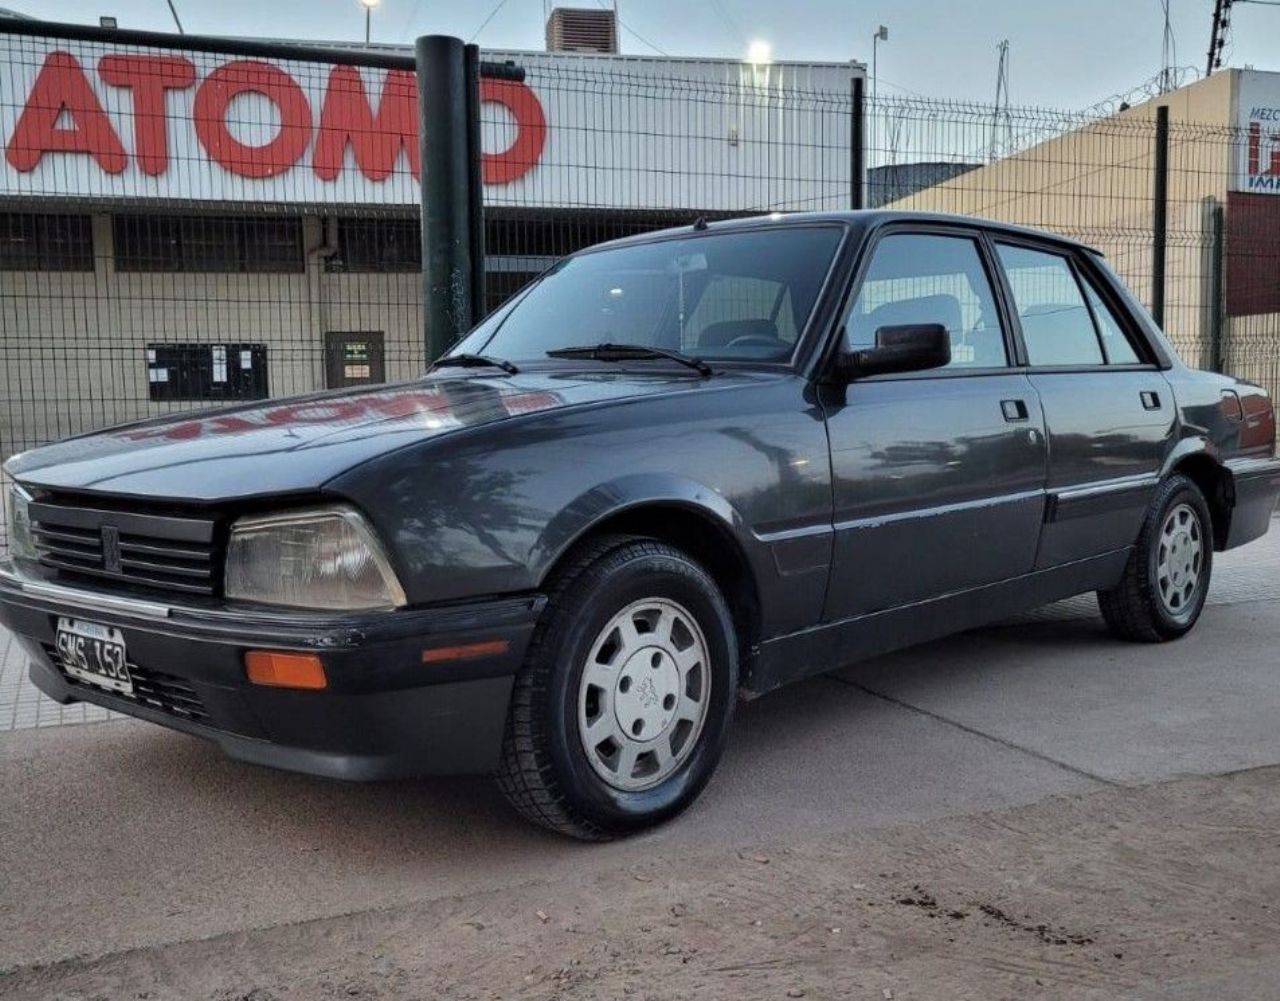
[838,323,951,380]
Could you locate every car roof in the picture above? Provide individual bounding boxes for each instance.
[586,210,1101,257]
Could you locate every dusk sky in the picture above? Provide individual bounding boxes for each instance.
[7,0,1277,109]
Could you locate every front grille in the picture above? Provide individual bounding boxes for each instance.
[29,498,220,597]
[44,645,212,725]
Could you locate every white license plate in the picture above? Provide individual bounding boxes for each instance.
[54,617,133,696]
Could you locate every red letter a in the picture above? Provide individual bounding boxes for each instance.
[6,51,127,173]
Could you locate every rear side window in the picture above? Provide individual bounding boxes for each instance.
[1080,272,1141,364]
[996,244,1104,366]
[846,233,1008,369]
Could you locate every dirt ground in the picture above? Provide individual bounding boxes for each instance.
[7,764,1279,1001]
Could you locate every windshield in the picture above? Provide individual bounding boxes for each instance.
[455,226,844,364]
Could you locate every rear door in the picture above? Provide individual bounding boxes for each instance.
[993,241,1174,568]
[822,227,1048,622]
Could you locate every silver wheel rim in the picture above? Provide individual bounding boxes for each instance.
[577,597,712,792]
[1157,502,1203,615]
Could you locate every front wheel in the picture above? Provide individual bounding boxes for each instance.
[1097,474,1213,642]
[496,536,738,840]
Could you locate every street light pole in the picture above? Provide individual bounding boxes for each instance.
[359,0,380,44]
[870,25,888,159]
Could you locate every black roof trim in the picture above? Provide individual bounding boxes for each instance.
[588,210,1102,258]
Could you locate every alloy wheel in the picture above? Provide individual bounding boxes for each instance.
[1157,502,1203,615]
[577,597,712,792]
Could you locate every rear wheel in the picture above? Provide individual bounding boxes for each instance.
[496,536,737,840]
[1097,474,1213,641]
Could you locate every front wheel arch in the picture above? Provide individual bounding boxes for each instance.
[532,482,764,656]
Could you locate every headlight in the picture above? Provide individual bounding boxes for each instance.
[225,506,406,611]
[5,483,35,561]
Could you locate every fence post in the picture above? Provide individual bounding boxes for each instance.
[464,43,487,324]
[415,34,474,364]
[1209,199,1225,373]
[851,74,865,210]
[1152,104,1169,330]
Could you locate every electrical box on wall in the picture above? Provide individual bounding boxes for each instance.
[146,343,269,402]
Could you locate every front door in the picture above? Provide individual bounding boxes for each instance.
[822,228,1048,622]
[324,332,386,389]
[992,241,1173,568]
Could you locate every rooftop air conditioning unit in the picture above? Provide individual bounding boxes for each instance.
[545,6,619,54]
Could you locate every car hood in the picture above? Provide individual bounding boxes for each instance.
[5,369,712,502]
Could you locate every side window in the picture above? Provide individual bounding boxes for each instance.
[1080,271,1141,364]
[846,233,1007,369]
[686,275,797,351]
[996,244,1104,366]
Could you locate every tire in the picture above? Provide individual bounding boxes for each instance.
[1097,473,1213,642]
[496,535,738,840]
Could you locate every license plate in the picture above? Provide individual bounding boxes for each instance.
[54,618,133,696]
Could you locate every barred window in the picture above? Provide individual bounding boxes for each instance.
[0,213,94,271]
[328,217,421,272]
[114,215,304,273]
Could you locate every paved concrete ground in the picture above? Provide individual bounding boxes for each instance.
[1,524,1279,982]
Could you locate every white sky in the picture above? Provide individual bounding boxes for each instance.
[4,0,1277,108]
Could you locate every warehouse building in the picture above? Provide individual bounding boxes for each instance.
[890,68,1280,398]
[0,13,861,481]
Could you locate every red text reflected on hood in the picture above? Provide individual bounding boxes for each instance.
[115,385,565,443]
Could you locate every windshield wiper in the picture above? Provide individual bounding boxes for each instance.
[431,353,519,375]
[546,343,712,377]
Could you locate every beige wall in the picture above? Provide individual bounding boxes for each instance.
[0,214,427,465]
[889,72,1239,371]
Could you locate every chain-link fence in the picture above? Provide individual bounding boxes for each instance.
[1,21,1277,552]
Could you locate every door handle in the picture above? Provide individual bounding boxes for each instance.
[1001,398,1029,422]
[1140,390,1162,410]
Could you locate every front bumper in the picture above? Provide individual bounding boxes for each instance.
[0,562,544,779]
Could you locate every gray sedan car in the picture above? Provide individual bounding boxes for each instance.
[3,211,1278,838]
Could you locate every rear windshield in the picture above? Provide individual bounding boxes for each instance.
[456,226,844,364]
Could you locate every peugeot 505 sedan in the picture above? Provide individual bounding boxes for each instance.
[3,211,1278,839]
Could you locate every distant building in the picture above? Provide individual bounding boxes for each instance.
[890,69,1280,395]
[867,161,979,208]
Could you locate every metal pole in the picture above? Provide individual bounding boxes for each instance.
[851,74,865,209]
[365,7,371,44]
[415,35,473,364]
[871,36,877,159]
[464,43,487,325]
[1152,104,1169,330]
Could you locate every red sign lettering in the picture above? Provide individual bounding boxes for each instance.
[5,48,547,186]
[98,54,197,176]
[193,59,311,179]
[313,65,419,181]
[480,78,546,185]
[5,50,127,173]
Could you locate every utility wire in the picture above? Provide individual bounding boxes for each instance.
[595,0,670,55]
[164,0,184,33]
[469,0,513,42]
[398,0,425,41]
[709,0,748,46]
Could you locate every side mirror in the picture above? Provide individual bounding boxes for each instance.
[838,323,951,379]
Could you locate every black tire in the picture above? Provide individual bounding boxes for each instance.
[1097,473,1213,642]
[496,535,738,840]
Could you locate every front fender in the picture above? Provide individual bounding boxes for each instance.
[530,473,758,586]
